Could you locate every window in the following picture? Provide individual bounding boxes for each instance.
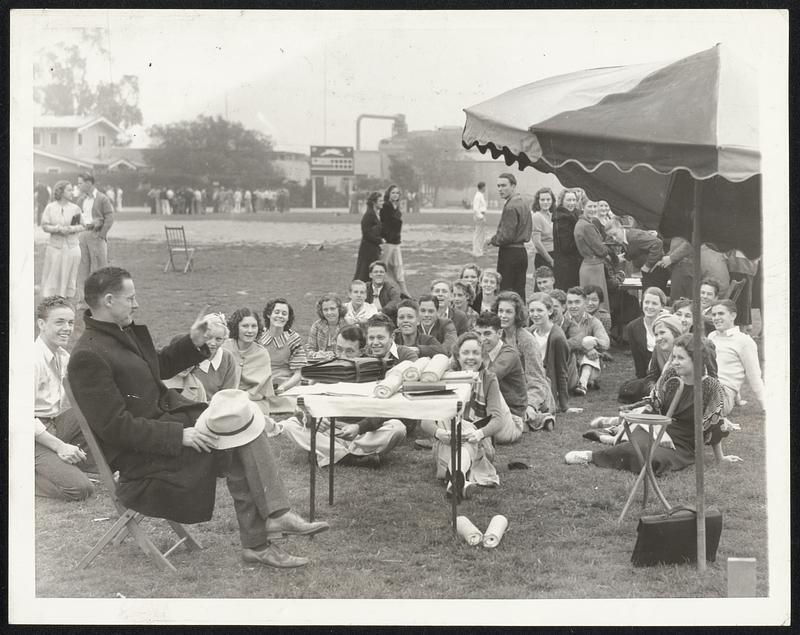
[78,133,83,146]
[33,131,41,145]
[98,135,106,148]
[49,132,58,145]
[47,167,60,174]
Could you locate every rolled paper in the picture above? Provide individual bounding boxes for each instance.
[420,354,450,382]
[482,514,509,549]
[456,515,483,546]
[386,360,413,379]
[403,357,430,382]
[373,371,404,399]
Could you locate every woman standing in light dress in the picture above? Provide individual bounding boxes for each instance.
[40,180,84,299]
[379,184,410,296]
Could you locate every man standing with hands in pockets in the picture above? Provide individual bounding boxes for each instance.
[488,173,532,300]
[68,267,328,568]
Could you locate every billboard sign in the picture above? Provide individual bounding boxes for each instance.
[310,145,355,176]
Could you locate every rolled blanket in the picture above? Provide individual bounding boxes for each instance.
[456,516,483,546]
[403,357,430,382]
[482,514,509,549]
[387,359,413,378]
[374,371,405,399]
[420,354,450,382]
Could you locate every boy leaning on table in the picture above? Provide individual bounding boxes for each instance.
[281,324,407,469]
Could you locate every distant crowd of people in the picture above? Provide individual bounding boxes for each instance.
[146,186,291,215]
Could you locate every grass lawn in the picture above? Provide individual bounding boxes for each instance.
[32,213,768,599]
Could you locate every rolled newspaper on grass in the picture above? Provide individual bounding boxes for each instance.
[482,514,509,549]
[456,515,483,546]
[403,357,430,382]
[420,354,450,382]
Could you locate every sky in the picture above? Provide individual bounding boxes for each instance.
[21,8,787,153]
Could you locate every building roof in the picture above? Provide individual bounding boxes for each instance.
[33,149,94,169]
[34,115,123,134]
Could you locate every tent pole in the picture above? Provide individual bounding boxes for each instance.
[692,180,707,571]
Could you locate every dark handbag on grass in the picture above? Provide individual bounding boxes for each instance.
[631,506,722,566]
[300,357,389,384]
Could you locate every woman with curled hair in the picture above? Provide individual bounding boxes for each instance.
[379,184,410,296]
[259,298,307,395]
[552,189,582,290]
[527,292,574,412]
[451,280,479,331]
[530,187,557,269]
[477,269,502,314]
[354,191,384,282]
[222,308,276,417]
[622,286,668,382]
[420,332,501,498]
[40,180,84,298]
[493,290,556,420]
[306,293,347,362]
[566,333,740,472]
[166,312,240,401]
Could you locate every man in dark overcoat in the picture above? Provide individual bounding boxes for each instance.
[67,267,328,568]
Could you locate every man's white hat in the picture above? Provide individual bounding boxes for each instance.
[195,389,265,450]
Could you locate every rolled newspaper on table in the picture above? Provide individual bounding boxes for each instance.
[456,515,483,546]
[482,514,509,549]
[386,359,413,378]
[420,354,450,382]
[403,357,430,382]
[373,369,406,399]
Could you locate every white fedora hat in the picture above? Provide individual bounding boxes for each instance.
[195,389,266,450]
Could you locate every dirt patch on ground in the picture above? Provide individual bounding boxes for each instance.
[34,219,475,247]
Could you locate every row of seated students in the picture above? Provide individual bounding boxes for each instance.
[35,258,762,503]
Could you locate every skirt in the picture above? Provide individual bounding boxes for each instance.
[41,243,81,298]
[579,259,609,311]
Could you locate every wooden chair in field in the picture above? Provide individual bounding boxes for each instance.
[64,380,202,573]
[164,225,196,273]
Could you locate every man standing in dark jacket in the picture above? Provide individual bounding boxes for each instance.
[68,267,328,568]
[489,173,532,300]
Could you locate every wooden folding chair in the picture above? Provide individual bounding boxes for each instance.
[163,225,196,273]
[64,381,202,572]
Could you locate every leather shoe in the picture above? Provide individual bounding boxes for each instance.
[266,510,330,539]
[340,453,381,468]
[242,543,309,568]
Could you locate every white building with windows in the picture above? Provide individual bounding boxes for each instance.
[33,115,146,174]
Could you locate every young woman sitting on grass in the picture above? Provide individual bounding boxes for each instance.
[527,292,574,413]
[306,292,347,362]
[420,332,501,499]
[565,334,741,474]
[166,312,239,402]
[223,308,276,420]
[618,313,683,404]
[259,298,308,395]
[459,263,482,311]
[477,269,502,315]
[451,279,479,331]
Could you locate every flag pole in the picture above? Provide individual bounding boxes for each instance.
[692,179,707,571]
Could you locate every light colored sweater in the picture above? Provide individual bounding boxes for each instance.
[708,327,764,408]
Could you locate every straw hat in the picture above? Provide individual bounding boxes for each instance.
[195,389,266,449]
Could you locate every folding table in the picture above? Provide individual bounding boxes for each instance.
[289,381,472,535]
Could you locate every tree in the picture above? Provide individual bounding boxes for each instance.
[388,158,418,193]
[406,133,475,206]
[148,115,282,186]
[33,29,143,129]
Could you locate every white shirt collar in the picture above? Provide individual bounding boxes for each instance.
[718,326,740,337]
[486,340,504,363]
[197,347,224,372]
[386,341,400,359]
